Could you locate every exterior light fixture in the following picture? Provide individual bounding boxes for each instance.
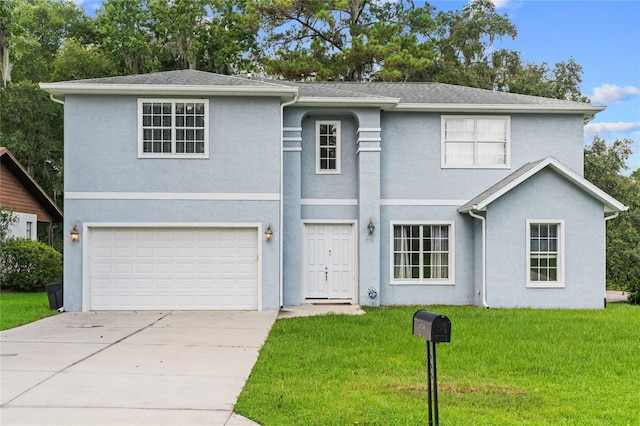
[70,225,80,242]
[264,224,273,241]
[367,218,375,235]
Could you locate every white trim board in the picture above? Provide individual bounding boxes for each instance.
[301,199,358,206]
[381,199,466,206]
[66,192,280,201]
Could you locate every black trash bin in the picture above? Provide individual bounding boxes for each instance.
[45,281,63,310]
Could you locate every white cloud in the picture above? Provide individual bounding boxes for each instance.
[490,0,511,9]
[584,121,640,140]
[590,84,640,104]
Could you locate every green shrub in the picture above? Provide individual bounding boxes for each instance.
[0,207,18,242]
[0,238,63,292]
[623,247,640,305]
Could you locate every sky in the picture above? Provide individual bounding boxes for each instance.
[429,0,640,172]
[74,0,640,171]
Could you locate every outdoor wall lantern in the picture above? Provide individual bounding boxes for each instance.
[264,224,273,241]
[70,225,80,242]
[367,218,375,235]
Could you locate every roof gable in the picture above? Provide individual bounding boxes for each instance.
[458,157,627,214]
[0,147,63,222]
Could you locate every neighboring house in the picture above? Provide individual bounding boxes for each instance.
[40,70,626,312]
[0,147,63,240]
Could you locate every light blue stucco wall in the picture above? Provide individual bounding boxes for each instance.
[282,107,382,306]
[300,114,358,200]
[282,107,590,308]
[63,91,596,310]
[63,95,283,311]
[379,112,586,201]
[65,95,281,193]
[484,168,606,308]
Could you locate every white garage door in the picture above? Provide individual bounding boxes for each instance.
[88,227,258,310]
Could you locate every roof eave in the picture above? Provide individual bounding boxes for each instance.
[294,96,400,110]
[393,103,606,116]
[39,83,299,101]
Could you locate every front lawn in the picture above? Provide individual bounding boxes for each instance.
[236,304,640,425]
[0,291,57,330]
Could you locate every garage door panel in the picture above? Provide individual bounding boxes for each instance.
[89,227,259,310]
[134,279,153,290]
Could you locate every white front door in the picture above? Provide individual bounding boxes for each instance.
[304,224,355,300]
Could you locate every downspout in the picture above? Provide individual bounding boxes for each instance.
[603,212,620,306]
[49,94,65,105]
[468,210,489,308]
[279,94,298,308]
[48,93,64,311]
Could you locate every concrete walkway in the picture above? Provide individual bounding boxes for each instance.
[0,311,277,426]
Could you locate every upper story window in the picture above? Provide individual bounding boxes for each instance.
[138,99,209,158]
[527,220,564,287]
[316,121,341,174]
[391,222,455,285]
[441,116,510,168]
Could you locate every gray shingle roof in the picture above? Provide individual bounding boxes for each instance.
[41,70,603,113]
[62,69,290,88]
[302,81,586,106]
[267,79,396,100]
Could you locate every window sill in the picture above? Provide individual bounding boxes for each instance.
[138,154,209,159]
[391,280,455,286]
[441,164,511,169]
[526,282,565,289]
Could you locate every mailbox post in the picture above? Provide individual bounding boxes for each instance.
[413,310,451,426]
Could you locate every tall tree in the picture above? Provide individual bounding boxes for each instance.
[414,0,517,88]
[0,81,63,203]
[95,0,157,75]
[50,37,115,81]
[10,0,94,82]
[196,0,260,74]
[149,0,208,70]
[0,0,17,87]
[95,0,259,75]
[257,0,436,81]
[499,57,589,102]
[409,0,588,102]
[584,136,640,303]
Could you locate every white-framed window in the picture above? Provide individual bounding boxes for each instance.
[316,120,341,174]
[526,220,565,288]
[138,99,209,158]
[26,221,32,239]
[441,116,510,168]
[390,221,455,285]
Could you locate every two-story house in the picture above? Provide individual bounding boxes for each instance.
[40,70,626,312]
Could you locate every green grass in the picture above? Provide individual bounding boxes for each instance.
[0,291,57,330]
[236,304,640,425]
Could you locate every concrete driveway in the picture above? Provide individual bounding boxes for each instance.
[0,310,277,426]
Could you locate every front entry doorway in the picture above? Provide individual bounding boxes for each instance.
[303,223,356,301]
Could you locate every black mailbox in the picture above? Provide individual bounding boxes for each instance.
[413,310,451,343]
